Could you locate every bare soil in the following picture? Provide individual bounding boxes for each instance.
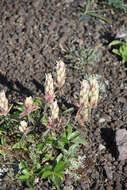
[0,0,127,189]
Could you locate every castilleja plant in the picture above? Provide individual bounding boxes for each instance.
[20,96,37,118]
[45,73,55,104]
[79,80,90,106]
[48,100,59,130]
[56,60,66,95]
[50,100,59,121]
[76,80,90,125]
[0,90,11,116]
[76,77,99,125]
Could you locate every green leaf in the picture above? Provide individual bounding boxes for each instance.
[67,124,72,140]
[68,144,79,157]
[22,168,30,176]
[18,174,30,181]
[42,165,53,179]
[35,162,41,170]
[19,160,28,170]
[54,161,65,174]
[56,141,67,154]
[85,0,90,14]
[42,170,53,178]
[109,40,123,47]
[120,45,127,63]
[1,136,6,145]
[89,12,110,23]
[41,115,49,126]
[56,153,63,162]
[12,141,27,151]
[52,176,61,189]
[61,131,68,145]
[112,49,120,56]
[0,149,6,159]
[71,136,87,145]
[26,134,35,143]
[68,131,80,141]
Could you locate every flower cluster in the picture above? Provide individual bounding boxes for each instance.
[56,60,66,90]
[0,59,99,133]
[89,77,99,108]
[44,60,66,126]
[79,80,90,106]
[45,73,55,104]
[20,96,37,118]
[0,90,11,116]
[76,77,99,125]
[50,100,59,120]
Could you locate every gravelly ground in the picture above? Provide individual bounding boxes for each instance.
[0,0,127,189]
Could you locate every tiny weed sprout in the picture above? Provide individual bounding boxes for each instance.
[56,60,66,95]
[81,0,110,23]
[109,40,127,64]
[45,73,55,104]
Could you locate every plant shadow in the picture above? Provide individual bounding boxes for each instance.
[100,128,119,159]
[101,31,115,46]
[0,73,34,98]
[32,79,44,94]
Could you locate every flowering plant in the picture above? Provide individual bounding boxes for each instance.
[20,97,37,118]
[0,90,11,116]
[56,60,66,95]
[45,73,55,104]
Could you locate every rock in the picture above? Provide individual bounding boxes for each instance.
[81,181,90,190]
[63,185,74,190]
[0,166,8,178]
[116,129,127,160]
[99,118,106,123]
[104,166,113,181]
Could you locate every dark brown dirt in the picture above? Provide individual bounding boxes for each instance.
[1,0,127,189]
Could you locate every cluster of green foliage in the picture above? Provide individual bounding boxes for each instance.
[106,0,126,10]
[66,45,102,71]
[109,40,127,64]
[0,98,86,189]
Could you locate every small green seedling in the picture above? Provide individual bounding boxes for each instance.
[81,0,110,23]
[109,40,127,64]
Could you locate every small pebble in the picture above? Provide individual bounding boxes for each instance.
[64,185,74,190]
[99,118,106,123]
[99,144,106,151]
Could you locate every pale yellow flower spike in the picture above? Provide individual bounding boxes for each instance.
[45,73,55,103]
[0,90,10,116]
[50,100,59,120]
[89,78,99,108]
[79,80,90,107]
[56,60,66,89]
[20,96,37,118]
